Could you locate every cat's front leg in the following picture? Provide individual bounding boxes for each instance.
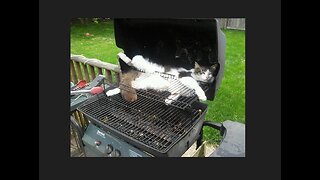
[179,77,207,101]
[194,87,207,101]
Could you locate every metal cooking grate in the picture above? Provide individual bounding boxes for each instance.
[77,93,202,153]
[117,74,199,110]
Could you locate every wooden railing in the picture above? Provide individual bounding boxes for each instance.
[70,54,121,84]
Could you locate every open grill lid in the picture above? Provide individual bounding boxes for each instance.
[113,18,226,100]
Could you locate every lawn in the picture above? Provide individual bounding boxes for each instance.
[70,20,245,143]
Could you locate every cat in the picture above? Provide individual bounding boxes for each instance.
[107,53,218,102]
[130,55,218,101]
[130,55,218,83]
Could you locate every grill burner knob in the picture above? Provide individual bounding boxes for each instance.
[110,149,121,157]
[95,141,101,146]
[105,144,113,154]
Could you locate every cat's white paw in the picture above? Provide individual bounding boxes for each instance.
[196,91,207,101]
[165,93,180,105]
[198,95,207,101]
[165,98,173,104]
[106,88,120,96]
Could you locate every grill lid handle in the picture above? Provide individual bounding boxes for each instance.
[200,120,245,157]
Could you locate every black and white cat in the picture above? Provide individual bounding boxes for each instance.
[106,52,218,102]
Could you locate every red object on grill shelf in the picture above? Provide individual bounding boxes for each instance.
[70,86,104,95]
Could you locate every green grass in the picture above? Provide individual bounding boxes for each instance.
[70,21,245,144]
[202,30,245,142]
[70,21,122,63]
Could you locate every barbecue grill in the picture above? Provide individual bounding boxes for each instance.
[71,18,245,157]
[78,85,207,157]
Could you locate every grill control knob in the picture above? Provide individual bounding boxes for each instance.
[105,144,113,154]
[95,140,101,146]
[111,149,121,157]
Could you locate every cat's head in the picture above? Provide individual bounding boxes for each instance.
[191,62,219,82]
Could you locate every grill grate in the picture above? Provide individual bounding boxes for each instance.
[116,72,199,110]
[77,93,202,153]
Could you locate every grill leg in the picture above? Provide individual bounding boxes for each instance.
[196,128,203,149]
[70,115,86,157]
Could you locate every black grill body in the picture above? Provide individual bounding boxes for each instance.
[77,92,207,157]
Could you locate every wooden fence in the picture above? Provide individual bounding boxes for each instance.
[216,18,245,30]
[72,18,245,30]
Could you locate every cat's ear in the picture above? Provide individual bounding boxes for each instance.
[194,61,201,69]
[194,62,202,73]
[210,63,219,72]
